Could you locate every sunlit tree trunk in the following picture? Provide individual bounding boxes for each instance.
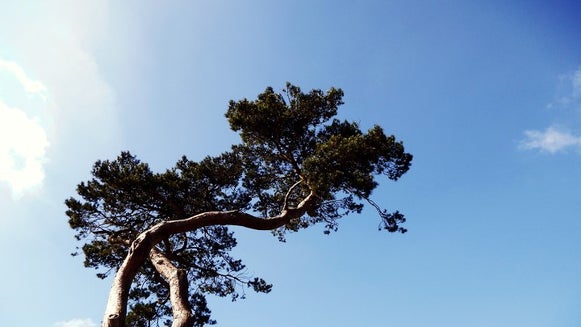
[150,247,195,327]
[101,192,314,327]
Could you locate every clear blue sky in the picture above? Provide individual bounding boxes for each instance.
[1,1,580,326]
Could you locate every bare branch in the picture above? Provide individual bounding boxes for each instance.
[282,180,303,210]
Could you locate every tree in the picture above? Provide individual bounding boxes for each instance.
[66,83,413,327]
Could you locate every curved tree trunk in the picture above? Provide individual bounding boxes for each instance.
[101,191,315,327]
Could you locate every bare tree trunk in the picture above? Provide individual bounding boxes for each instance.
[149,247,196,327]
[101,192,314,327]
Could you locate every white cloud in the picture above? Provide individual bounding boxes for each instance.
[520,126,581,154]
[0,59,50,198]
[0,101,50,197]
[0,59,48,100]
[521,67,581,155]
[0,0,122,199]
[54,318,98,327]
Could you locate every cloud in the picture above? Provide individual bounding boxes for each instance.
[547,66,581,110]
[520,126,581,154]
[521,66,581,155]
[572,68,581,96]
[0,59,48,100]
[54,318,98,327]
[0,101,50,197]
[0,59,50,197]
[0,1,121,200]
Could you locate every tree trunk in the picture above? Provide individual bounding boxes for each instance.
[149,247,196,327]
[101,191,314,327]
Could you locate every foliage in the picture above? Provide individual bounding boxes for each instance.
[66,83,412,326]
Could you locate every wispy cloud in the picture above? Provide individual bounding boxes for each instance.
[547,66,581,110]
[520,125,581,154]
[54,318,98,327]
[573,68,581,95]
[520,66,581,154]
[0,59,48,100]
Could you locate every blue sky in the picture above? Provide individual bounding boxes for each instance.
[1,1,580,326]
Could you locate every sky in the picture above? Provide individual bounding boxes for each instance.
[1,0,580,326]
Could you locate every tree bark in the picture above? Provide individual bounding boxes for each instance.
[149,247,195,327]
[101,191,315,327]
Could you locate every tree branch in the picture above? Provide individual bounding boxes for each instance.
[101,191,316,327]
[282,180,303,210]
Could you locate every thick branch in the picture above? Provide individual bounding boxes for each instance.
[149,247,195,327]
[101,191,316,327]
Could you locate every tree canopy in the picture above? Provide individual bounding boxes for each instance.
[66,83,413,327]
